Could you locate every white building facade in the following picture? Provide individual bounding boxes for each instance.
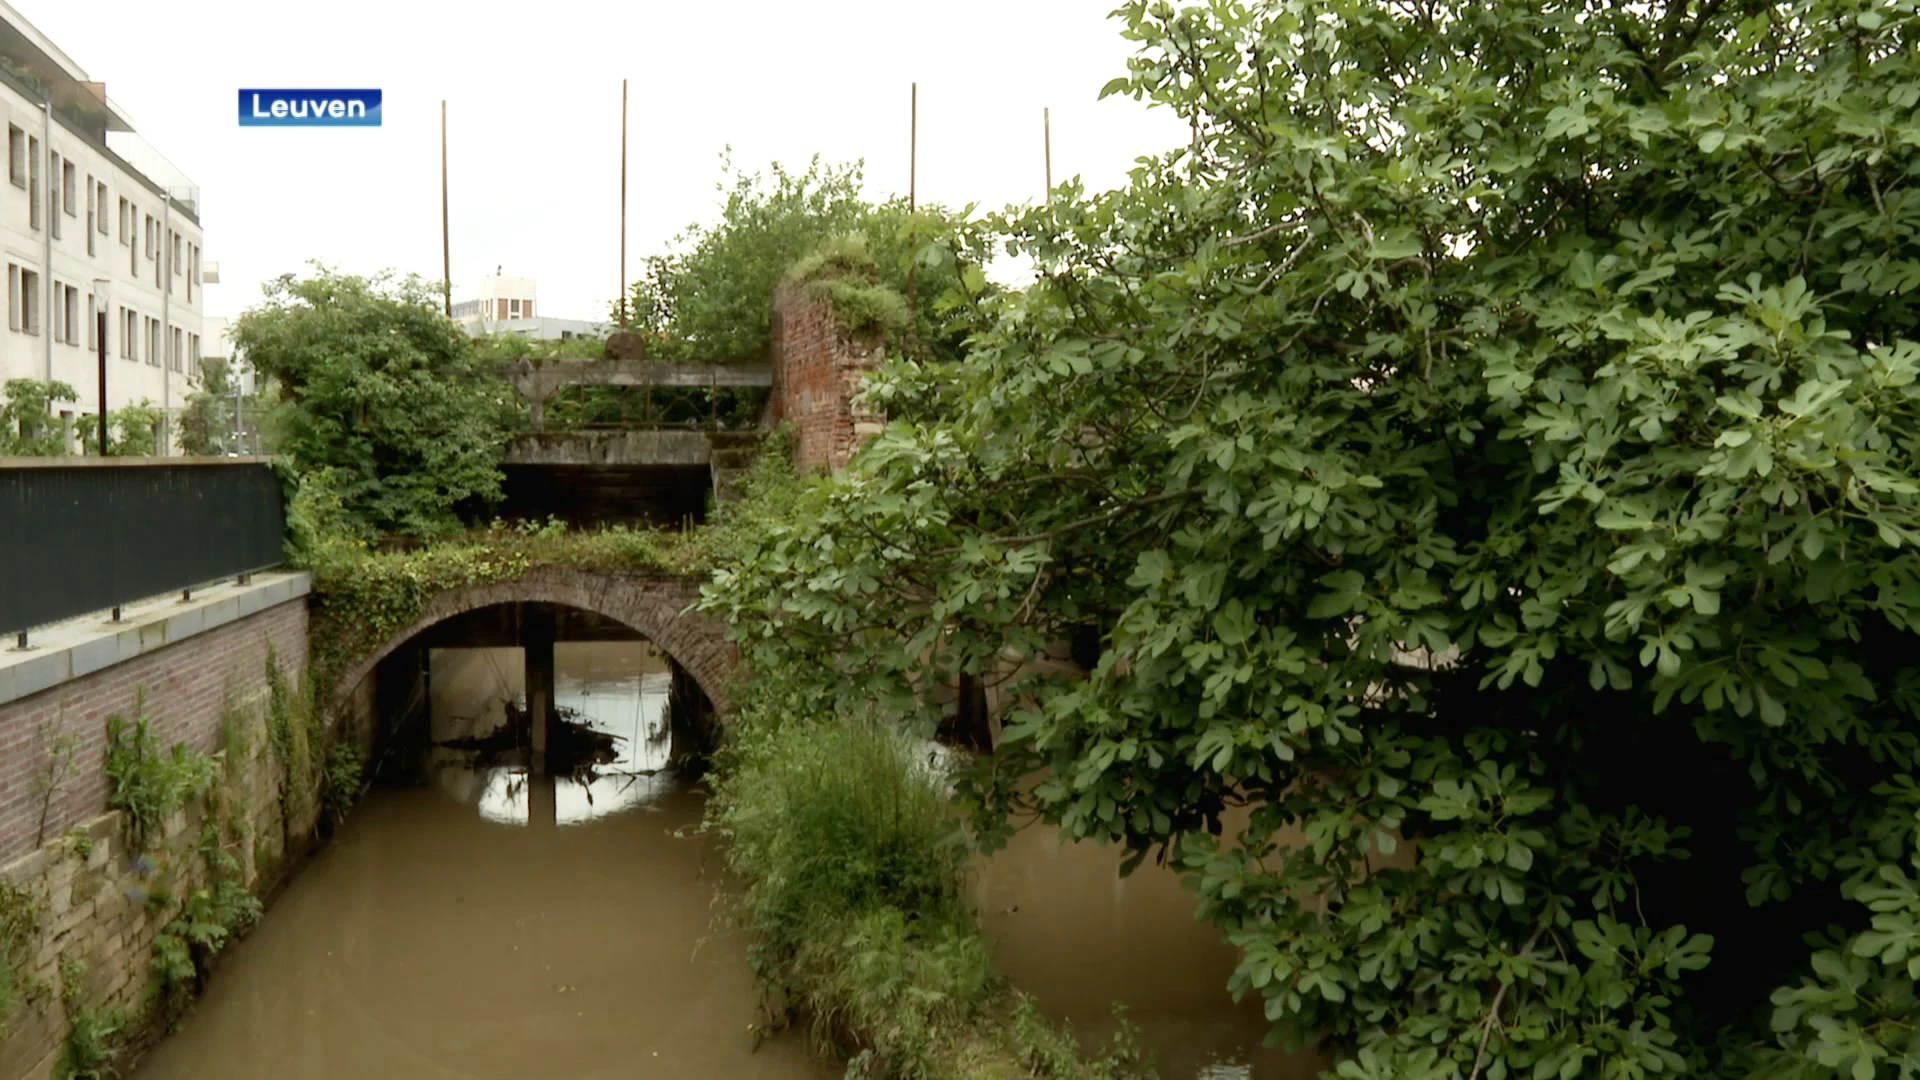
[452,271,610,341]
[0,0,206,450]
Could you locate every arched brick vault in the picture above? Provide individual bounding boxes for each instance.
[328,565,736,717]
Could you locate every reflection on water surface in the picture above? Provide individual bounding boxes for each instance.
[132,640,1321,1079]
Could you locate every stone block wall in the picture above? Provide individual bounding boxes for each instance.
[769,280,887,472]
[0,587,313,1080]
[0,713,299,1080]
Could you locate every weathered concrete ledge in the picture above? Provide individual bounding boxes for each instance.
[504,429,716,467]
[0,571,311,708]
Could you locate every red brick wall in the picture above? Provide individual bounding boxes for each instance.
[770,281,887,471]
[0,600,308,865]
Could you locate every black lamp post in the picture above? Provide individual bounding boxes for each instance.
[93,282,109,455]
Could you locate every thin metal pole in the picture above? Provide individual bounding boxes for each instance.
[1044,107,1052,196]
[441,101,452,319]
[96,307,108,456]
[160,194,172,455]
[40,104,51,386]
[620,79,629,330]
[906,83,917,323]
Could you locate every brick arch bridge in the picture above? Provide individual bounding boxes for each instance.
[328,564,736,718]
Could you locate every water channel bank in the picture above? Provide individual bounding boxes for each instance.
[120,642,1319,1079]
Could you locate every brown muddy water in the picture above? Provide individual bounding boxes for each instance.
[131,643,1319,1080]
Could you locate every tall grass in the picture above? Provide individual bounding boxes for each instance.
[707,713,1151,1079]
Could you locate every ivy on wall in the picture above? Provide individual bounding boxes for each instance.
[300,517,721,694]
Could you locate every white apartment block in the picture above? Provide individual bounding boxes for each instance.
[0,0,206,450]
[452,271,610,341]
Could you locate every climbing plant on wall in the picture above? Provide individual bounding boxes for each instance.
[699,0,1920,1077]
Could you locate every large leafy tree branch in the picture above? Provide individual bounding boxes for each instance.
[234,266,515,537]
[702,0,1920,1077]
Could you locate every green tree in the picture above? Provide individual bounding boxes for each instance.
[625,152,983,365]
[89,399,162,457]
[701,1,1920,1078]
[469,331,607,364]
[234,265,514,537]
[0,379,77,455]
[177,357,239,456]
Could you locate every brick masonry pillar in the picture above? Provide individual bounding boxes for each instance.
[770,281,887,472]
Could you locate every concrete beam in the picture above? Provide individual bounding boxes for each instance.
[504,430,714,467]
[503,359,773,402]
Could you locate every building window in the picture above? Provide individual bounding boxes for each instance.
[48,156,61,239]
[8,265,42,335]
[496,298,508,320]
[524,300,534,318]
[120,198,131,243]
[509,299,521,318]
[121,307,136,360]
[28,136,41,231]
[6,126,22,188]
[96,182,108,233]
[146,317,160,367]
[189,333,200,377]
[86,293,96,350]
[145,215,155,259]
[170,327,183,372]
[61,158,76,216]
[57,284,79,344]
[171,233,183,275]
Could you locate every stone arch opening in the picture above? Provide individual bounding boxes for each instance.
[330,566,732,718]
[328,568,733,786]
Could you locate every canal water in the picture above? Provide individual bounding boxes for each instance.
[131,642,1317,1080]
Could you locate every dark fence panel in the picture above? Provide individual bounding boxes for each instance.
[0,460,285,637]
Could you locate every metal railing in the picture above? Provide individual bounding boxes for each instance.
[0,458,285,641]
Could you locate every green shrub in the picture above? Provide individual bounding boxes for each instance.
[324,740,365,823]
[713,714,970,979]
[54,957,122,1080]
[0,882,46,1034]
[103,691,217,851]
[787,233,910,335]
[708,713,1150,1078]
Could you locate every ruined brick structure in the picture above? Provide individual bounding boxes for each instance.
[769,281,888,472]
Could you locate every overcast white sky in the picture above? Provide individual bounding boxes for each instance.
[22,0,1189,322]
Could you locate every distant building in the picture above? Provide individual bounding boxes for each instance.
[0,0,210,449]
[450,271,611,341]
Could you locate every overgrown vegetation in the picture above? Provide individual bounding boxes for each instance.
[235,265,517,537]
[294,507,718,689]
[265,649,324,831]
[103,690,218,852]
[707,710,1149,1079]
[786,234,912,337]
[470,332,608,364]
[0,882,46,1036]
[54,956,122,1080]
[323,741,364,825]
[693,1,1920,1078]
[34,719,82,848]
[623,153,982,365]
[149,822,261,1027]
